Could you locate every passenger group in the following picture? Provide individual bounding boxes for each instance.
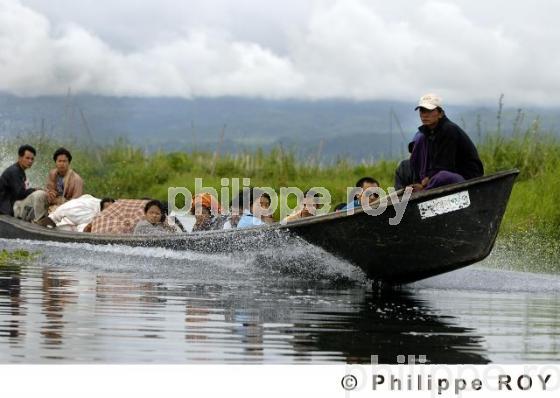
[0,93,483,235]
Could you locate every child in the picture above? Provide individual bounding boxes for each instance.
[133,200,174,235]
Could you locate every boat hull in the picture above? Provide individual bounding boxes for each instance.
[291,170,518,283]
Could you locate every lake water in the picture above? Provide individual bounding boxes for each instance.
[1,237,559,364]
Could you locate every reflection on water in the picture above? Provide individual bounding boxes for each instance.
[0,263,22,340]
[0,239,560,364]
[41,270,78,348]
[305,291,490,364]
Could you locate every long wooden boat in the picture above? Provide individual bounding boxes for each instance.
[0,169,518,284]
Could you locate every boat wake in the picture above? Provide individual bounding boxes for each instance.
[0,237,366,284]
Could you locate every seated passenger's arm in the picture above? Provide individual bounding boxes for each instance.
[10,172,35,200]
[45,170,58,203]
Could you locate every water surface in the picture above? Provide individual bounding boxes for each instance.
[1,238,559,363]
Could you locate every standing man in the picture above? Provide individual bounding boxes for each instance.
[46,147,84,207]
[0,145,49,222]
[410,93,484,190]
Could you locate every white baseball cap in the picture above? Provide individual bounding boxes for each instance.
[415,93,443,110]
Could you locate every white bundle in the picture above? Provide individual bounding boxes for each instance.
[49,194,101,232]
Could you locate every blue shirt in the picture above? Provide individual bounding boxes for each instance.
[341,199,360,211]
[237,213,265,229]
[56,174,65,196]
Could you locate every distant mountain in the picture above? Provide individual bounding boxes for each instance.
[1,93,559,161]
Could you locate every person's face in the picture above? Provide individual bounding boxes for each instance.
[55,154,70,175]
[301,196,317,217]
[18,150,35,170]
[360,182,380,205]
[260,196,270,210]
[253,195,271,216]
[419,108,442,128]
[146,205,163,224]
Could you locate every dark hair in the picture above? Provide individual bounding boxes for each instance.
[100,198,115,211]
[18,144,36,157]
[144,199,165,222]
[355,177,379,188]
[248,188,271,207]
[53,147,72,162]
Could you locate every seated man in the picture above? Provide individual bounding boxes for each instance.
[237,189,271,229]
[46,147,84,207]
[0,145,49,223]
[223,190,245,229]
[410,93,484,190]
[342,177,380,211]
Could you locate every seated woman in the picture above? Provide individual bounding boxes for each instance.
[133,200,175,235]
[191,193,224,232]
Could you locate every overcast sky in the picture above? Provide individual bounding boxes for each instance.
[1,0,559,106]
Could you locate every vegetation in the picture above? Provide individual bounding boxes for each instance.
[478,117,560,238]
[0,249,37,266]
[2,112,559,238]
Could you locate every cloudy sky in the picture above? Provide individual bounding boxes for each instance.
[1,0,559,105]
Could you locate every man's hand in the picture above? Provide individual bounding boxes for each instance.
[47,190,57,203]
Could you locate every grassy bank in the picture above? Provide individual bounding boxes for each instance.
[2,125,559,239]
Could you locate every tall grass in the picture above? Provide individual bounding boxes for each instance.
[1,115,559,238]
[477,118,560,237]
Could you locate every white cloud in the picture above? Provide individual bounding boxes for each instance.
[0,0,304,98]
[1,0,560,105]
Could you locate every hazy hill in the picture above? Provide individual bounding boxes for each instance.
[1,93,559,161]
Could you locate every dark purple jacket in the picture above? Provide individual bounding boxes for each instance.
[411,116,484,182]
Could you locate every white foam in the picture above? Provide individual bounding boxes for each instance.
[0,237,365,283]
[5,237,229,262]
